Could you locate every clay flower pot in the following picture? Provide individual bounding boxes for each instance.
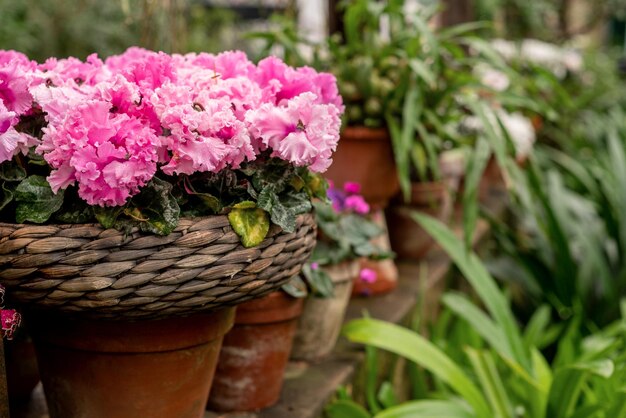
[208,291,304,412]
[291,260,360,361]
[29,308,234,418]
[386,181,452,260]
[5,335,40,404]
[325,127,399,209]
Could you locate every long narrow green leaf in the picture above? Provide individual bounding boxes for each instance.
[442,292,511,358]
[465,348,514,418]
[412,212,531,370]
[326,400,372,418]
[344,318,491,418]
[374,400,475,418]
[462,137,491,250]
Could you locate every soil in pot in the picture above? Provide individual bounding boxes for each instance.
[207,291,303,412]
[28,308,235,418]
[291,260,360,361]
[386,181,452,260]
[325,127,399,209]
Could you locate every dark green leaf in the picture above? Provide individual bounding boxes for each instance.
[131,177,180,235]
[281,276,308,298]
[0,181,15,212]
[0,161,26,182]
[15,175,65,223]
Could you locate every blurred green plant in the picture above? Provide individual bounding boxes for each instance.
[0,0,239,60]
[326,213,626,418]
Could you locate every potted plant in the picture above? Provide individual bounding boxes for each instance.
[290,182,387,360]
[0,47,343,418]
[207,288,304,412]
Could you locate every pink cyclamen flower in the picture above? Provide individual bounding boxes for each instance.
[0,57,34,115]
[359,268,377,283]
[344,182,361,194]
[245,92,341,172]
[1,309,21,340]
[310,262,319,270]
[0,101,38,163]
[38,100,159,206]
[344,195,370,214]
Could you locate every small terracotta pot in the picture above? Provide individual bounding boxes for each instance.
[208,292,304,412]
[291,261,360,361]
[325,126,399,209]
[352,209,398,296]
[28,308,234,418]
[5,336,40,404]
[386,181,452,260]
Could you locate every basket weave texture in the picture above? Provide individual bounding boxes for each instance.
[0,213,316,319]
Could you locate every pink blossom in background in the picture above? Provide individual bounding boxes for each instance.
[344,182,361,194]
[1,309,21,340]
[344,195,370,214]
[359,268,377,283]
[310,262,319,270]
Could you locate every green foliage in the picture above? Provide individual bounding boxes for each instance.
[328,215,626,418]
[300,264,334,298]
[14,175,64,223]
[311,200,387,266]
[0,0,241,60]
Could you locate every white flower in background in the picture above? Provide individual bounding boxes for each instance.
[490,39,518,61]
[499,111,536,159]
[562,49,583,73]
[460,110,536,160]
[475,63,510,92]
[520,39,567,78]
[487,38,583,79]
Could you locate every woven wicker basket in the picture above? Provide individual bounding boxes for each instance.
[0,213,316,319]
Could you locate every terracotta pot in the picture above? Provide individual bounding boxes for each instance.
[386,181,452,260]
[325,127,399,209]
[351,209,398,296]
[28,308,234,418]
[208,292,303,412]
[5,336,40,404]
[291,260,359,361]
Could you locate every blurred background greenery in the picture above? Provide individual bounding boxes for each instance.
[0,0,297,60]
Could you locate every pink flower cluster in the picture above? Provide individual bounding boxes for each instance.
[327,181,370,215]
[0,48,343,206]
[0,285,20,340]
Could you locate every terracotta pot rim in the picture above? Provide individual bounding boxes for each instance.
[27,308,235,353]
[340,126,390,142]
[235,292,303,325]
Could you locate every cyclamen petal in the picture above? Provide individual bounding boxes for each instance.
[1,309,21,340]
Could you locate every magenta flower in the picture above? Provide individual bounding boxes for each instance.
[1,309,21,340]
[359,268,377,283]
[344,195,370,214]
[344,182,361,194]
